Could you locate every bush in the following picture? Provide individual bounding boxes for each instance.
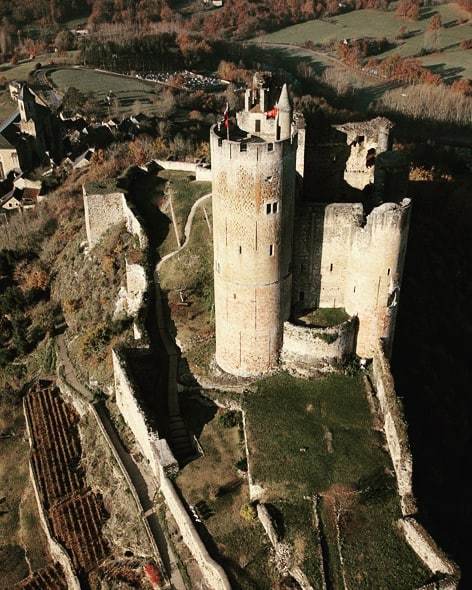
[235,457,248,472]
[219,410,239,428]
[240,503,257,522]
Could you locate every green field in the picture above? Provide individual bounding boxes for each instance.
[48,66,163,116]
[256,4,472,79]
[244,372,431,588]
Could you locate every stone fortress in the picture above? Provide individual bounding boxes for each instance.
[211,73,412,377]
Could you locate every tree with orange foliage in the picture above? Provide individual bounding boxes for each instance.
[396,0,420,20]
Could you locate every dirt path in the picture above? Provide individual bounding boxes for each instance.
[157,192,211,270]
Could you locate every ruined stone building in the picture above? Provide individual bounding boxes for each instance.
[210,76,411,377]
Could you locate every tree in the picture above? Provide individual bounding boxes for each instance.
[61,86,85,114]
[55,30,75,52]
[424,14,442,51]
[396,0,420,20]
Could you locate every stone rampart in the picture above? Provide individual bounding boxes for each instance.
[159,466,231,590]
[372,341,416,515]
[126,261,147,315]
[400,518,458,579]
[152,159,197,173]
[281,317,357,374]
[112,349,178,479]
[83,187,126,249]
[196,164,212,181]
[123,200,148,249]
[292,198,411,359]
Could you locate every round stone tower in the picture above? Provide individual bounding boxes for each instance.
[210,86,298,376]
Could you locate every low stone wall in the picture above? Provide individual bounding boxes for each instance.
[400,518,457,578]
[372,340,460,588]
[23,400,81,590]
[153,159,197,173]
[281,317,357,375]
[159,466,231,590]
[112,349,178,479]
[372,341,416,516]
[196,164,212,181]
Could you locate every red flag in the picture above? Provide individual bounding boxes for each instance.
[224,103,229,128]
[265,107,278,119]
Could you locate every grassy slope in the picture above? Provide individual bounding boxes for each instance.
[244,372,430,588]
[48,67,163,116]
[0,398,50,588]
[177,399,274,589]
[256,4,472,79]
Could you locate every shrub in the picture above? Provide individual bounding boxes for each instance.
[219,410,239,428]
[240,503,257,522]
[235,457,248,472]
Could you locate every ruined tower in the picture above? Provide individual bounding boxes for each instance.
[210,83,299,376]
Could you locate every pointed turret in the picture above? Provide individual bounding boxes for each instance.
[277,84,291,112]
[276,84,292,141]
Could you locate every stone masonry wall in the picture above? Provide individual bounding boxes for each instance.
[372,341,416,515]
[0,147,20,177]
[210,125,297,376]
[292,199,411,358]
[371,341,460,588]
[112,349,178,479]
[159,466,231,590]
[83,188,126,249]
[281,317,357,374]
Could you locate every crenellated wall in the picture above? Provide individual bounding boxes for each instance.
[292,198,411,358]
[210,125,298,376]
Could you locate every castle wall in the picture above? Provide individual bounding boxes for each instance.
[281,317,357,373]
[292,198,411,358]
[371,341,416,515]
[83,188,126,249]
[112,349,178,479]
[344,199,411,357]
[210,127,297,376]
[159,467,232,590]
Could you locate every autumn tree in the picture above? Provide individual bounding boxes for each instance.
[396,0,420,20]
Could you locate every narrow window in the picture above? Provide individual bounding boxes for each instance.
[217,262,220,273]
[300,263,305,272]
[266,203,271,214]
[273,202,278,213]
[240,143,247,152]
[353,286,356,293]
[387,268,391,276]
[330,263,333,272]
[239,245,242,254]
[218,138,223,147]
[366,147,376,168]
[255,119,261,133]
[269,244,273,256]
[299,291,305,302]
[267,143,273,152]
[233,293,236,299]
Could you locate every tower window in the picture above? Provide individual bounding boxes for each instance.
[330,263,333,272]
[273,202,278,213]
[218,138,223,147]
[387,268,391,276]
[300,291,305,302]
[216,262,220,273]
[239,245,242,254]
[267,143,273,152]
[366,147,376,168]
[266,203,271,214]
[233,293,236,299]
[269,244,274,256]
[240,143,247,152]
[255,119,261,132]
[353,286,356,293]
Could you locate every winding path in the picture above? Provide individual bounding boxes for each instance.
[157,192,212,270]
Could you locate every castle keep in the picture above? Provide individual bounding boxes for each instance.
[211,77,411,376]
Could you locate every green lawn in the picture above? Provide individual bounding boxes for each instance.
[177,399,275,589]
[244,372,431,588]
[48,66,163,116]
[255,4,472,79]
[297,307,349,328]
